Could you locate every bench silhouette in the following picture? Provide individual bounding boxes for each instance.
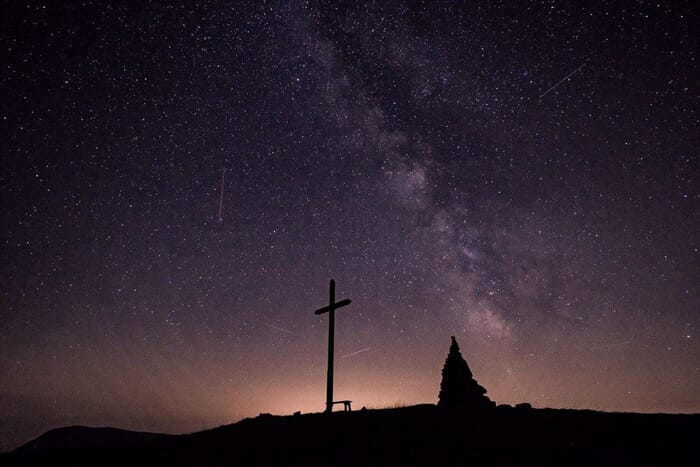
[331,400,352,412]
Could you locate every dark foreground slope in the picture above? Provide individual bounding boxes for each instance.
[3,405,698,466]
[16,426,172,451]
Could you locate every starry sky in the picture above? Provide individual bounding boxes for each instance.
[1,0,698,451]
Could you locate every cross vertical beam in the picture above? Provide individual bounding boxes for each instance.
[326,280,335,414]
[314,279,352,414]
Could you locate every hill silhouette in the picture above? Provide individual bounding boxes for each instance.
[4,337,698,465]
[2,405,698,466]
[16,426,171,451]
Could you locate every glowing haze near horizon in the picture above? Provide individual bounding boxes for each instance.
[1,1,698,451]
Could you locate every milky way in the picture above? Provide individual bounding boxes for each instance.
[1,1,698,451]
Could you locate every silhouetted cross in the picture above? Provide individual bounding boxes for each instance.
[314,279,352,413]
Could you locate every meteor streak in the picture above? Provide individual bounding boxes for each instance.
[218,167,225,222]
[539,62,586,99]
[590,340,633,351]
[263,322,295,335]
[340,347,371,359]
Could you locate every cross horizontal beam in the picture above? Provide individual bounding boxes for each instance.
[314,298,352,315]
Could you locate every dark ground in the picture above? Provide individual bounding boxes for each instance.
[2,404,698,466]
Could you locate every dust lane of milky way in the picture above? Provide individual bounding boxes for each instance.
[1,1,698,452]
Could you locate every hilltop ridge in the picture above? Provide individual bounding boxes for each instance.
[3,404,698,466]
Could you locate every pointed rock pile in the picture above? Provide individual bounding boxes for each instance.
[438,336,495,409]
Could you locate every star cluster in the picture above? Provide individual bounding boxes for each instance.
[1,1,698,451]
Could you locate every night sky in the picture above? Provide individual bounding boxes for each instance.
[2,1,698,451]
